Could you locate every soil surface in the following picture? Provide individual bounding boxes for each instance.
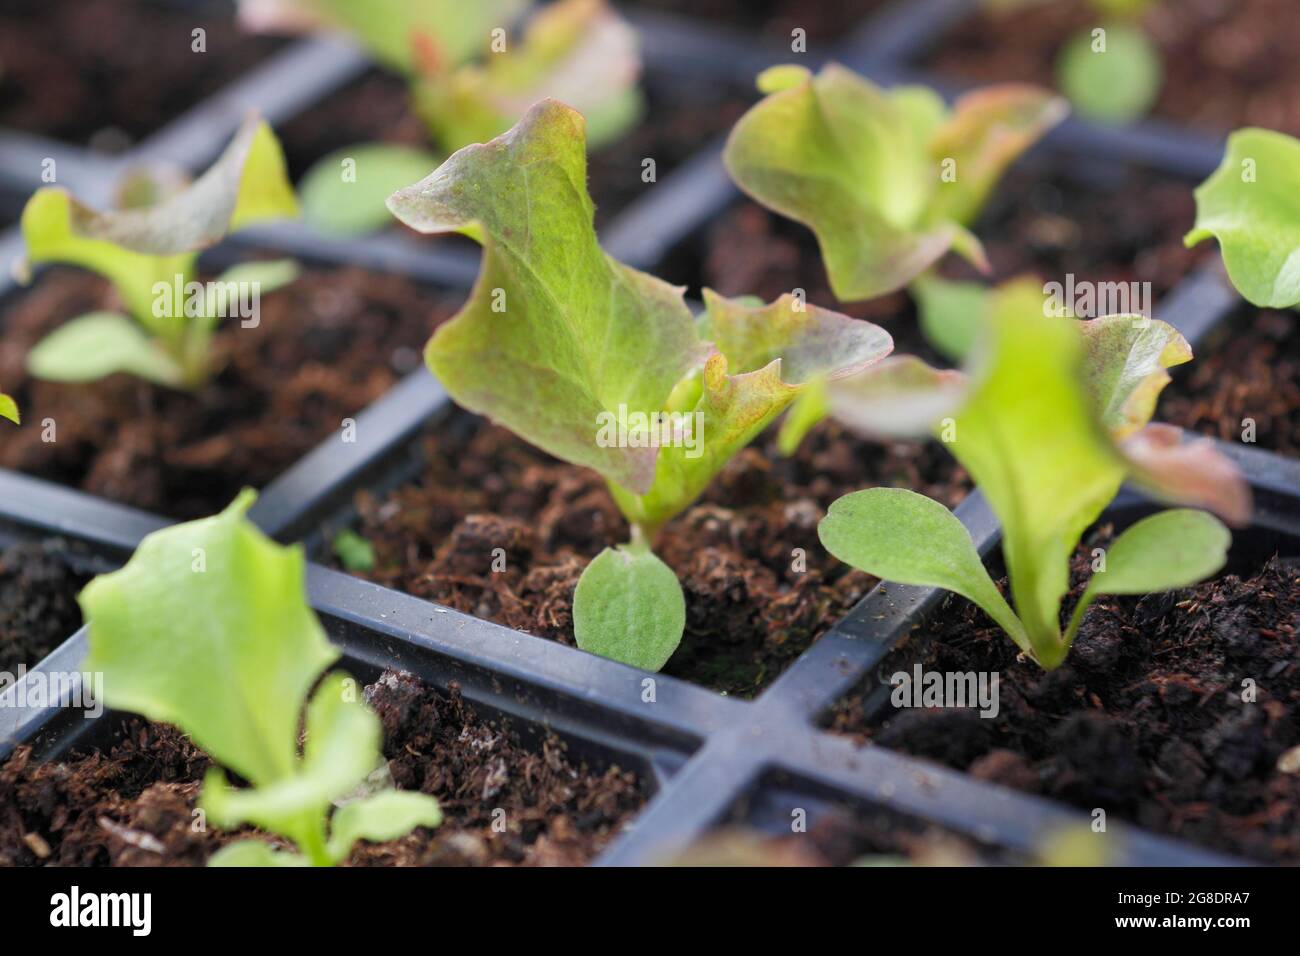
[830,533,1300,864]
[630,0,887,42]
[0,265,450,520]
[667,163,1203,326]
[0,0,282,148]
[926,0,1300,136]
[1161,308,1300,458]
[276,70,750,227]
[0,672,643,866]
[0,540,91,675]
[341,416,966,697]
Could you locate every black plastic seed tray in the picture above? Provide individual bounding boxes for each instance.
[2,0,1297,868]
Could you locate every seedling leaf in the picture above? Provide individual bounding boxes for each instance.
[1077,314,1191,438]
[819,488,1028,651]
[26,312,185,386]
[1065,508,1230,642]
[574,542,686,671]
[326,791,444,861]
[1056,21,1161,123]
[1185,127,1300,308]
[299,144,442,236]
[389,99,707,496]
[0,393,20,425]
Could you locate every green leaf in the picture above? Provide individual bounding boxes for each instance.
[1056,21,1162,124]
[389,99,708,496]
[723,64,1064,300]
[947,280,1128,665]
[824,355,968,440]
[208,841,308,867]
[326,790,443,863]
[724,64,956,301]
[911,273,992,361]
[26,312,185,386]
[333,529,376,572]
[414,0,643,153]
[80,489,339,786]
[573,542,686,671]
[300,144,442,236]
[237,0,527,75]
[819,488,1028,653]
[1185,127,1300,308]
[611,290,893,532]
[201,673,381,861]
[924,84,1070,228]
[1065,508,1230,643]
[1077,314,1191,439]
[19,114,298,332]
[776,377,828,456]
[0,393,19,425]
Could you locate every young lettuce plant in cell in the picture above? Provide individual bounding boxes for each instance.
[79,491,442,867]
[1185,127,1300,309]
[243,0,641,235]
[818,281,1251,670]
[15,114,299,390]
[386,99,920,671]
[723,63,1067,304]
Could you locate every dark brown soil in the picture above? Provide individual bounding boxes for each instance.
[0,672,643,866]
[340,412,966,696]
[1161,308,1300,458]
[667,163,1203,326]
[630,0,887,42]
[277,70,750,227]
[829,533,1300,864]
[0,264,451,520]
[926,0,1300,136]
[0,540,91,675]
[0,0,283,148]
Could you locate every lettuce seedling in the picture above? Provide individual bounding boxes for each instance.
[387,99,919,671]
[253,0,642,235]
[79,491,442,866]
[16,114,299,389]
[1185,127,1300,308]
[723,63,1066,301]
[0,393,16,425]
[819,281,1249,669]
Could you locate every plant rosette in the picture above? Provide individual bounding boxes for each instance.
[385,98,958,671]
[819,279,1249,670]
[78,491,442,867]
[15,113,300,391]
